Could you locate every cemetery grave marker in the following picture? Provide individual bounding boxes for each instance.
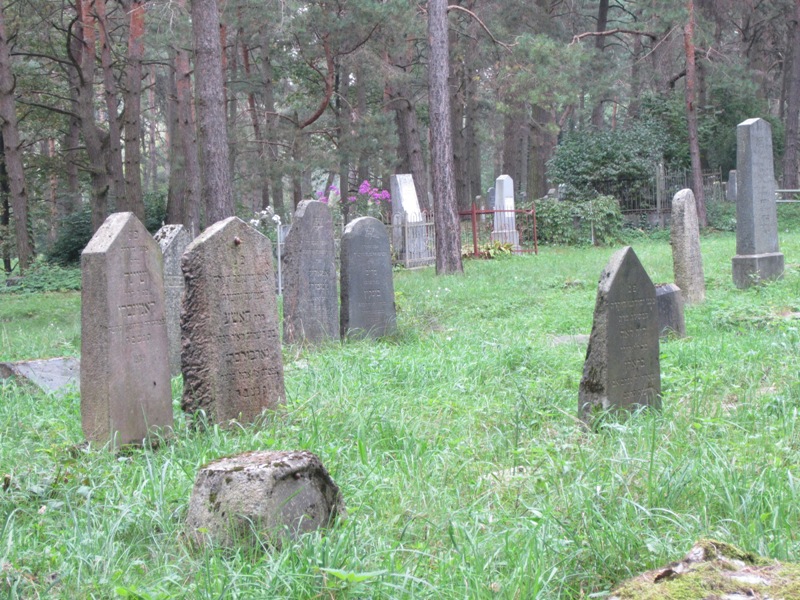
[154,224,191,376]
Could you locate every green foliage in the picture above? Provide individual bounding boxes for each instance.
[535,195,622,245]
[45,194,167,266]
[0,261,81,294]
[548,123,666,195]
[706,201,737,232]
[462,241,514,259]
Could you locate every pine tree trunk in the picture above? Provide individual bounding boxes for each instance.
[166,58,186,226]
[427,0,463,274]
[0,5,33,272]
[259,32,284,217]
[122,0,145,221]
[191,0,234,226]
[684,0,707,226]
[782,0,800,189]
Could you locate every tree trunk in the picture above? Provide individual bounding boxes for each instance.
[782,0,800,189]
[0,159,9,273]
[336,60,352,223]
[95,0,126,210]
[148,70,157,192]
[47,139,58,246]
[528,106,556,199]
[191,0,234,226]
[226,26,239,188]
[122,0,145,221]
[427,0,462,275]
[166,55,186,225]
[0,4,33,272]
[684,0,707,226]
[259,31,284,216]
[389,86,431,213]
[63,112,81,217]
[590,0,610,129]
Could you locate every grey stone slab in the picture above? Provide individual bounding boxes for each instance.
[0,357,79,397]
[282,200,339,345]
[733,118,783,287]
[181,217,285,424]
[81,212,173,447]
[726,170,737,202]
[486,187,495,209]
[655,283,686,338]
[491,175,519,247]
[340,216,396,339]
[154,224,191,376]
[390,174,431,265]
[579,246,661,421]
[671,189,706,304]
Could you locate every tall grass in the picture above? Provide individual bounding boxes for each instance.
[2,214,800,598]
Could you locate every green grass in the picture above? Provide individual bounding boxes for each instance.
[3,213,800,598]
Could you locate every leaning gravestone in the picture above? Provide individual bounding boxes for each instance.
[154,224,191,376]
[181,217,285,424]
[732,118,784,288]
[186,450,345,549]
[340,216,397,339]
[491,175,519,248]
[81,212,173,446]
[671,188,706,304]
[579,246,661,421]
[282,200,339,345]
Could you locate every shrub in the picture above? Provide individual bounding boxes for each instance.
[0,260,81,294]
[535,195,622,245]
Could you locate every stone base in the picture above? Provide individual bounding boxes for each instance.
[732,252,784,289]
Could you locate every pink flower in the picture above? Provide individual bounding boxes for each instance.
[348,196,357,203]
[358,180,371,195]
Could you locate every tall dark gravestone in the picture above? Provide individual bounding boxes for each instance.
[579,246,661,421]
[181,217,285,423]
[81,212,173,446]
[732,118,784,288]
[154,224,191,376]
[340,216,397,339]
[282,200,339,345]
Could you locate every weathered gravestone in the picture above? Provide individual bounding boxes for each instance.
[579,246,661,421]
[81,212,173,446]
[726,170,737,202]
[340,216,397,339]
[154,224,191,376]
[282,200,339,345]
[671,188,706,304]
[655,283,686,338]
[186,450,345,549]
[0,357,79,398]
[732,118,784,288]
[390,173,431,266]
[486,186,496,209]
[181,217,285,423]
[491,175,519,248]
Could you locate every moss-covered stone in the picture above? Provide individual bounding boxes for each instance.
[610,539,798,600]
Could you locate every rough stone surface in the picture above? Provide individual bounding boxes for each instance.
[154,224,191,376]
[181,217,285,424]
[0,357,79,397]
[282,200,339,345]
[610,539,799,600]
[732,117,784,288]
[186,450,345,549]
[491,175,519,247]
[671,189,706,304]
[655,283,686,338]
[81,212,173,446]
[340,216,396,339]
[726,169,737,202]
[579,246,661,420]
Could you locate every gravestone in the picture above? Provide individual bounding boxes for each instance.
[655,283,686,338]
[181,217,285,423]
[390,174,431,266]
[486,186,496,209]
[282,200,339,345]
[154,224,191,376]
[81,212,173,446]
[732,118,784,288]
[671,189,706,303]
[726,170,737,202]
[340,216,396,339]
[0,357,79,398]
[491,175,519,248]
[579,246,661,420]
[186,450,345,549]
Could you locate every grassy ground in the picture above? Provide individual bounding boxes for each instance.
[2,213,800,598]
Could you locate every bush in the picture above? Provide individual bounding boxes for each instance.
[46,193,168,265]
[0,260,81,294]
[535,195,622,245]
[706,201,736,232]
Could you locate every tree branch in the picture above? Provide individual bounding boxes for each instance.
[446,5,515,51]
[571,28,657,45]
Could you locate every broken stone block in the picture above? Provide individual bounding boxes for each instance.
[186,450,344,549]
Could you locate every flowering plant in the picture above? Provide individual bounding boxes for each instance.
[346,180,392,219]
[249,206,282,245]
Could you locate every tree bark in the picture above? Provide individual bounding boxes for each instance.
[427,0,462,275]
[259,30,284,216]
[782,0,800,189]
[191,0,234,226]
[590,0,610,129]
[122,0,145,221]
[684,0,707,226]
[0,4,33,272]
